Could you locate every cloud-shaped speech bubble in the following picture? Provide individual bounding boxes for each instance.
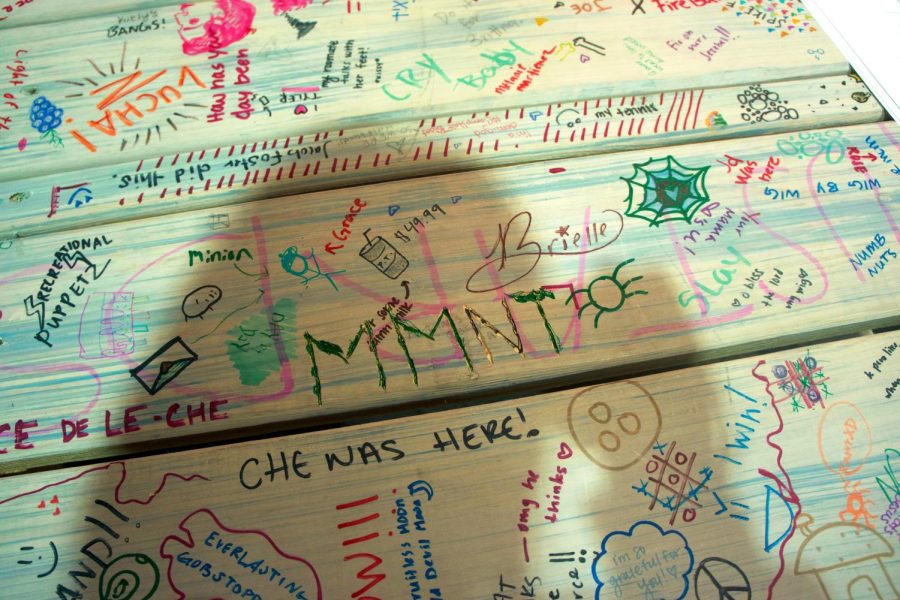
[160,508,322,600]
[592,520,694,600]
[181,286,223,321]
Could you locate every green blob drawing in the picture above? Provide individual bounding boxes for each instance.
[226,298,298,386]
[99,553,159,600]
[621,156,711,227]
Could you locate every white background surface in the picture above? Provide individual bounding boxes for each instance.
[802,0,900,121]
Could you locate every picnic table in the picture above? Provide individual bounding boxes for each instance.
[0,1,897,598]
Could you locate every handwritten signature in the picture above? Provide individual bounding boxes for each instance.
[467,209,623,293]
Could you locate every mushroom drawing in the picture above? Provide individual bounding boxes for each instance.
[794,514,899,599]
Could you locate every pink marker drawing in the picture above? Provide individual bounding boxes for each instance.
[175,0,257,57]
[271,0,314,14]
[282,86,320,93]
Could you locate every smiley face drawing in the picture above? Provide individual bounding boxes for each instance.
[16,541,59,578]
[567,380,661,470]
[555,108,582,128]
[358,231,409,280]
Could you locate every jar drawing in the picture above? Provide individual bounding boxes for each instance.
[359,228,409,279]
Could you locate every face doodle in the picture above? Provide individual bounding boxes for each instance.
[374,248,397,271]
[567,380,661,470]
[16,541,59,578]
[181,285,223,320]
[279,246,344,290]
[555,108,582,128]
[358,232,409,280]
[175,0,256,56]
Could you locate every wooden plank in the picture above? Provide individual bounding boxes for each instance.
[1,74,883,239]
[0,0,847,182]
[1,332,897,599]
[0,0,176,30]
[1,120,899,472]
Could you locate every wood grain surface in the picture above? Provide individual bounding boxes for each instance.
[0,332,896,599]
[1,74,882,239]
[0,0,847,182]
[1,120,898,472]
[1,3,898,599]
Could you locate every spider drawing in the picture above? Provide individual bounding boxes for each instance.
[278,246,344,291]
[566,258,648,328]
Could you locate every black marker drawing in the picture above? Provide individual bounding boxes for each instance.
[208,213,231,230]
[737,84,798,122]
[129,337,198,396]
[17,541,59,579]
[555,108,582,128]
[573,37,605,56]
[284,14,317,39]
[694,557,751,600]
[359,228,409,279]
[181,285,223,320]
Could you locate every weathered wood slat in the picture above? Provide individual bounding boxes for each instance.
[1,332,897,598]
[0,0,847,182]
[1,74,882,239]
[0,120,898,472]
[0,0,174,30]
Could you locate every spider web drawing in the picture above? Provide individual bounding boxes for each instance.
[621,156,712,227]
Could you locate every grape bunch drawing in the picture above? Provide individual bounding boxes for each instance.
[29,96,64,147]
